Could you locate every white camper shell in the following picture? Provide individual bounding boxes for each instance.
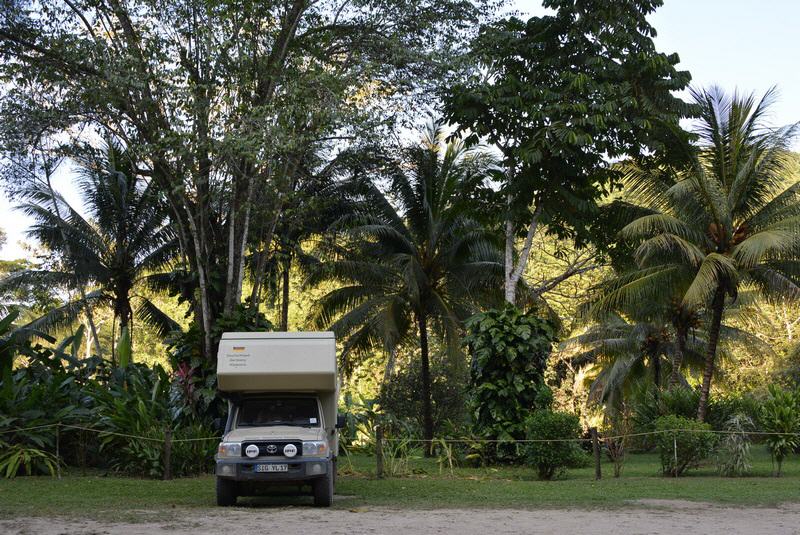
[214,332,340,507]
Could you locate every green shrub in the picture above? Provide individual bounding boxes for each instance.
[464,304,557,462]
[523,410,586,480]
[94,364,216,478]
[0,440,60,478]
[708,394,763,431]
[629,386,699,451]
[378,352,468,437]
[654,414,716,476]
[0,358,94,476]
[760,385,800,477]
[715,413,753,477]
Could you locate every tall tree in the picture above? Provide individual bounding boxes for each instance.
[619,87,800,421]
[0,0,491,359]
[309,123,502,452]
[0,140,180,363]
[443,0,693,305]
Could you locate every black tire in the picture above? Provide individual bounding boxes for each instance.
[216,477,238,507]
[312,465,333,507]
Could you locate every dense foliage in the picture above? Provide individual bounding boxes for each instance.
[0,332,216,479]
[464,305,557,460]
[0,0,798,482]
[444,0,693,304]
[654,415,716,476]
[523,410,586,480]
[761,385,800,476]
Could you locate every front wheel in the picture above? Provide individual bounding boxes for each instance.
[312,465,333,507]
[216,477,238,507]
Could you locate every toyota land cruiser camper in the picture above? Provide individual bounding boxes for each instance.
[214,332,341,506]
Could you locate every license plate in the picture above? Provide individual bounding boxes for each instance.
[256,464,288,473]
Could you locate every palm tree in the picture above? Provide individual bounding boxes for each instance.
[567,303,769,413]
[309,122,502,452]
[1,140,180,363]
[615,86,800,420]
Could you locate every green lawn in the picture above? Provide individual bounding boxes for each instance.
[1,450,799,521]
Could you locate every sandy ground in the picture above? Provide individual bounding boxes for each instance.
[3,500,800,534]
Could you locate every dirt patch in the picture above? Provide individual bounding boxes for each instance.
[3,503,800,534]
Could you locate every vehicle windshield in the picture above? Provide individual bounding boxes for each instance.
[237,397,320,427]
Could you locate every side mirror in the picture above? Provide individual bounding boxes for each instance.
[336,414,346,429]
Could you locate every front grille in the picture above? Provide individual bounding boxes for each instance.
[242,440,303,457]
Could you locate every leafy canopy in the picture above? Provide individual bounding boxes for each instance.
[444,0,693,239]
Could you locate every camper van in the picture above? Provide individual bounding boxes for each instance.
[214,332,342,507]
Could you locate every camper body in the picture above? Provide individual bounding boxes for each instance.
[214,332,340,506]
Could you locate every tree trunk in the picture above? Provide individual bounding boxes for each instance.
[669,326,688,389]
[383,346,397,385]
[504,200,515,303]
[182,210,214,361]
[504,201,542,305]
[653,353,661,389]
[417,310,434,457]
[697,287,726,422]
[111,316,116,368]
[652,351,661,402]
[280,256,291,331]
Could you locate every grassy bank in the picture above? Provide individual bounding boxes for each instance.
[1,450,799,520]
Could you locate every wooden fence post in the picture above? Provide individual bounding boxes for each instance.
[375,425,384,479]
[590,427,601,480]
[673,432,678,478]
[163,428,172,481]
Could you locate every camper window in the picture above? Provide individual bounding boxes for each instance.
[237,397,321,428]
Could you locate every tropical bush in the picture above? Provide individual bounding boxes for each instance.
[338,393,418,456]
[0,440,59,478]
[604,413,632,478]
[715,413,754,477]
[465,305,558,461]
[523,410,586,480]
[654,415,716,476]
[378,354,469,437]
[0,344,218,479]
[93,364,216,478]
[708,394,763,432]
[760,385,800,477]
[629,386,699,451]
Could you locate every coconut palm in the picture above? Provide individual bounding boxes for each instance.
[613,86,800,420]
[0,140,180,363]
[309,122,503,452]
[567,305,770,413]
[566,315,674,409]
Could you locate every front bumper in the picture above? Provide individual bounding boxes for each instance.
[215,457,329,482]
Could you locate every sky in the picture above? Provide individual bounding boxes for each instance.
[2,0,799,261]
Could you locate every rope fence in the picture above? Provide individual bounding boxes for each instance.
[380,428,800,443]
[371,425,800,479]
[0,422,223,481]
[3,422,799,481]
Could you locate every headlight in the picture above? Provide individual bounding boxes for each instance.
[217,442,241,458]
[302,440,328,457]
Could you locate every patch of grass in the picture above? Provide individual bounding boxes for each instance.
[1,449,799,520]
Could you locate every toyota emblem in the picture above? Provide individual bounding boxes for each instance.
[266,444,278,454]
